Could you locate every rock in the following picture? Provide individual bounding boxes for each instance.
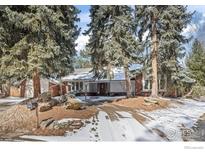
[199,96,205,102]
[52,120,73,130]
[69,120,84,129]
[38,92,52,103]
[49,98,59,107]
[47,121,57,129]
[27,100,38,110]
[40,118,55,129]
[144,98,159,105]
[59,95,67,104]
[85,120,91,124]
[39,105,52,112]
[66,102,82,110]
[67,94,76,99]
[53,124,60,130]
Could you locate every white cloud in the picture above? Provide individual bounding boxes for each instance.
[182,24,197,36]
[75,34,89,52]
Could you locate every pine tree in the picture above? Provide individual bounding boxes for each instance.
[85,6,142,97]
[135,5,192,97]
[186,39,205,86]
[0,6,80,97]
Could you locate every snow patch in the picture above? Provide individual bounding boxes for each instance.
[141,99,205,141]
[21,111,162,141]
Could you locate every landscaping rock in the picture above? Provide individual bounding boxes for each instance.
[53,124,60,130]
[199,96,205,102]
[26,99,38,110]
[59,95,67,104]
[49,98,59,107]
[38,92,52,103]
[47,121,57,129]
[39,105,52,112]
[144,98,159,105]
[66,101,82,110]
[40,118,55,129]
[67,94,76,99]
[69,120,84,129]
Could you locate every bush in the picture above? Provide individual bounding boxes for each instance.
[192,85,205,97]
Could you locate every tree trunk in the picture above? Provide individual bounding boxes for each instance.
[151,15,159,98]
[32,67,41,98]
[59,77,63,96]
[124,66,131,98]
[107,63,112,96]
[107,63,112,80]
[32,67,41,128]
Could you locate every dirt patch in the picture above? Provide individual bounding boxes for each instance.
[99,104,146,123]
[110,97,170,111]
[39,106,97,121]
[0,104,98,138]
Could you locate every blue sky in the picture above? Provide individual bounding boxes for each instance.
[75,5,205,52]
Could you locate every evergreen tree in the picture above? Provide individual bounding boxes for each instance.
[85,6,142,97]
[186,39,205,86]
[135,5,192,97]
[74,50,92,68]
[0,6,80,97]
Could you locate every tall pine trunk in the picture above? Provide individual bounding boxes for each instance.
[124,65,131,98]
[32,67,41,98]
[59,77,63,96]
[32,67,41,128]
[151,15,158,98]
[107,63,112,96]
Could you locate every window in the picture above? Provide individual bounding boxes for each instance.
[71,82,75,91]
[143,79,152,91]
[159,75,166,91]
[143,72,152,91]
[76,82,79,91]
[80,82,83,90]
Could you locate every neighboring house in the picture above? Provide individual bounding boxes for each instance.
[62,67,136,96]
[10,79,27,97]
[9,78,70,98]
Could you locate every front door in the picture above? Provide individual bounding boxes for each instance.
[98,83,108,95]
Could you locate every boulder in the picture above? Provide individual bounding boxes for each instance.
[67,94,76,99]
[49,98,59,107]
[69,120,84,129]
[144,98,159,105]
[38,92,52,103]
[199,96,205,102]
[59,95,67,104]
[40,118,55,129]
[66,101,82,110]
[47,121,58,129]
[26,99,38,110]
[39,105,52,112]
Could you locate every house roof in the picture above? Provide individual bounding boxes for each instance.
[62,65,142,81]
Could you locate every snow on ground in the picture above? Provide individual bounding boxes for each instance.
[21,111,162,141]
[141,99,205,141]
[77,96,125,103]
[20,98,205,141]
[0,97,26,105]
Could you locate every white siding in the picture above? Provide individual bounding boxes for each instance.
[88,83,97,93]
[110,80,135,93]
[25,78,49,98]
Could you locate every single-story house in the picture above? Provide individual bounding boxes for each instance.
[62,67,168,97]
[62,68,136,96]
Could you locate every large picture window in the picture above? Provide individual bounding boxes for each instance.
[143,73,166,91]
